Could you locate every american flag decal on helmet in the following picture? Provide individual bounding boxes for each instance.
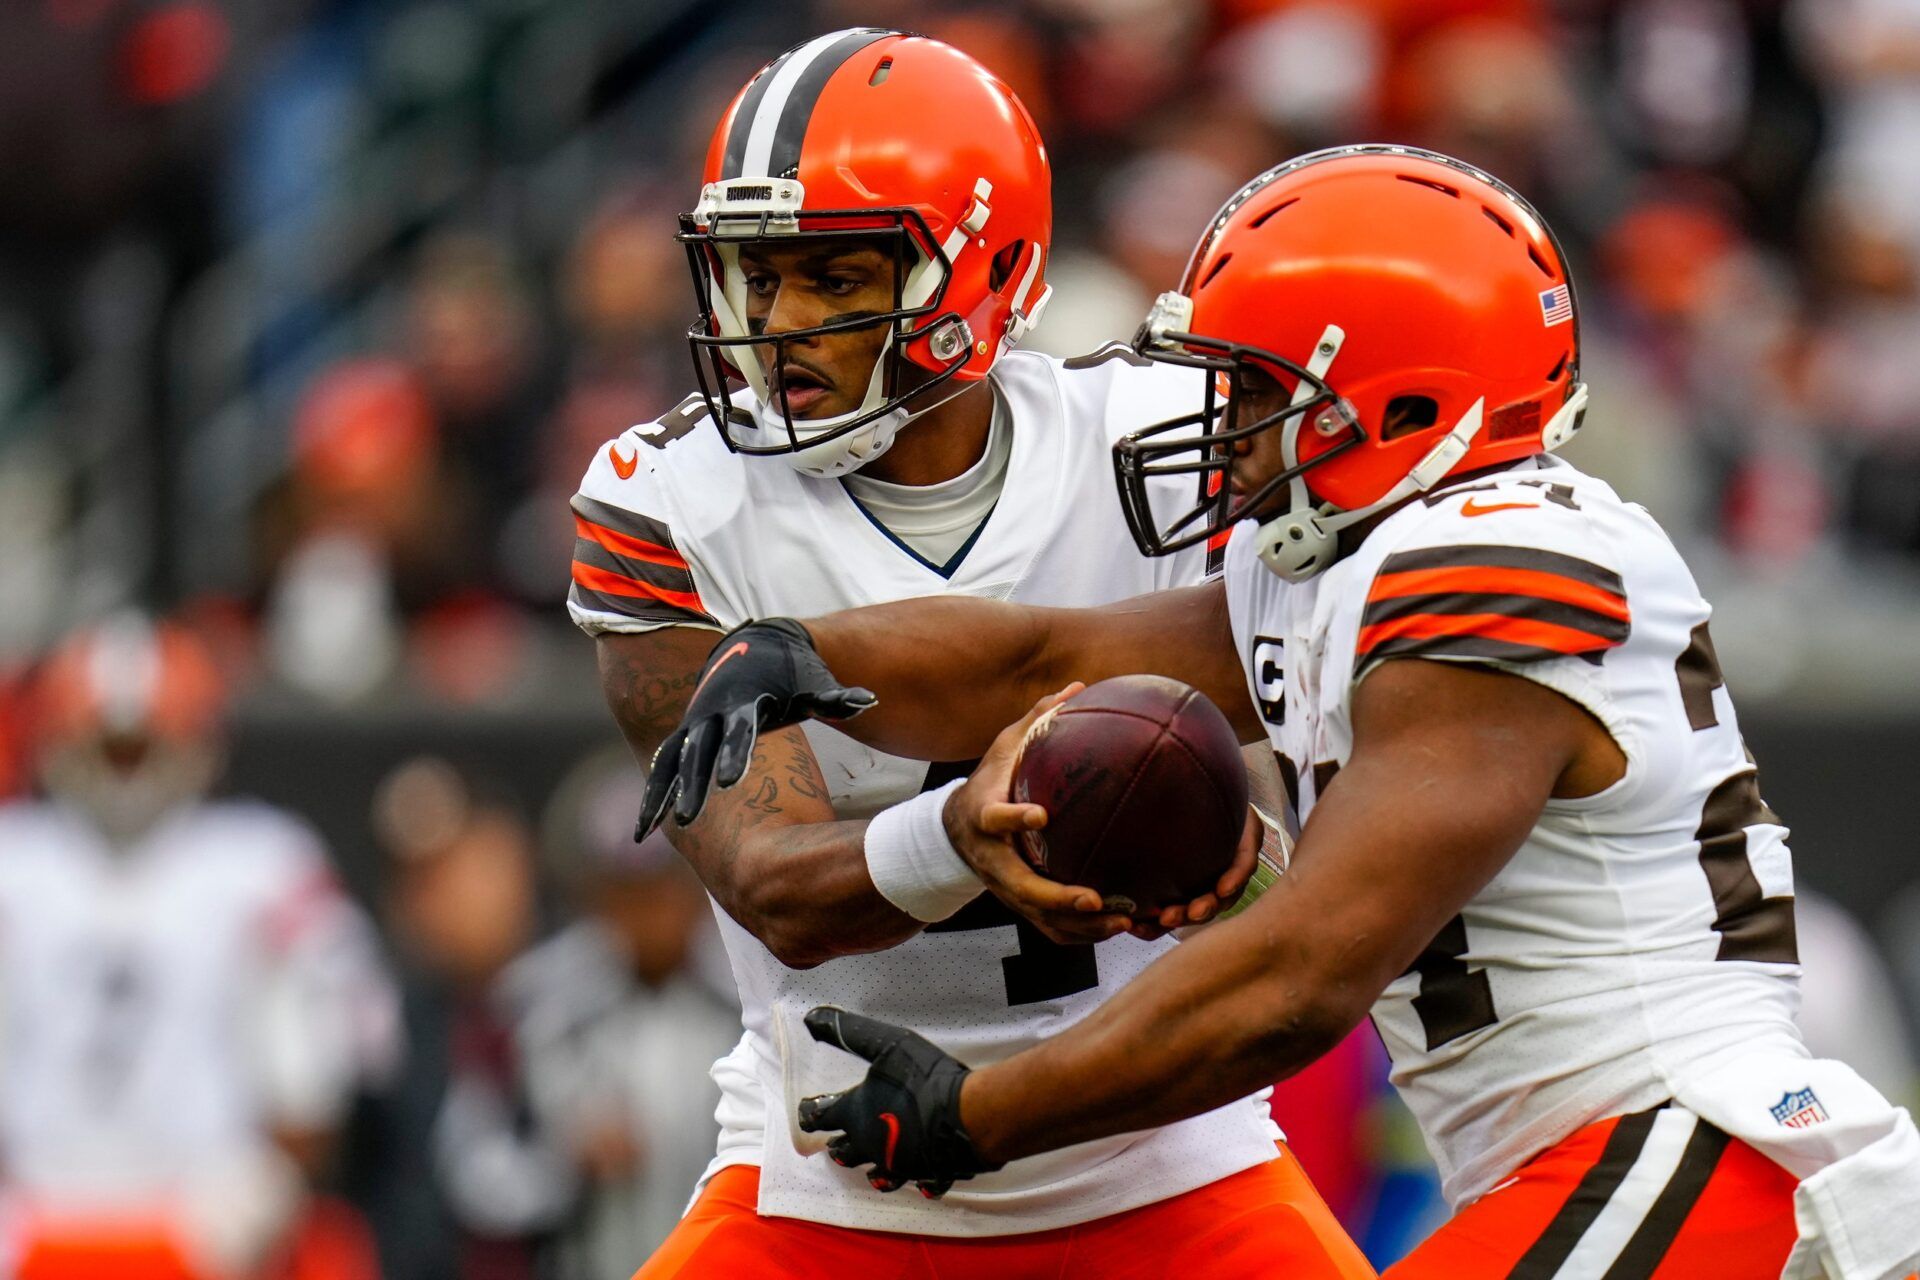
[1539,284,1573,327]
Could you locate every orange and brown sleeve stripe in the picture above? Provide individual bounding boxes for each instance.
[1357,544,1629,670]
[568,494,715,626]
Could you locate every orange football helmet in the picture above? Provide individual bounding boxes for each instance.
[680,29,1052,477]
[1116,145,1590,581]
[31,616,227,842]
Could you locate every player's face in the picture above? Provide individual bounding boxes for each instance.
[1222,363,1300,520]
[740,238,897,419]
[37,727,221,846]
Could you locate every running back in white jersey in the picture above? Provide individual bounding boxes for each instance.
[1222,456,1802,1208]
[568,348,1282,1235]
[0,798,395,1205]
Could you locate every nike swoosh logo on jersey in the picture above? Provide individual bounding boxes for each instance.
[1460,497,1538,517]
[608,444,638,479]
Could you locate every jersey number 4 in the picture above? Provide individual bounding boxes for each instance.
[919,761,1101,1006]
[1400,621,1799,1051]
[1404,915,1498,1051]
[636,395,711,449]
[1676,623,1796,964]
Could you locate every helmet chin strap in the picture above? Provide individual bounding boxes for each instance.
[748,356,906,479]
[753,357,989,479]
[1244,324,1345,581]
[1255,394,1489,582]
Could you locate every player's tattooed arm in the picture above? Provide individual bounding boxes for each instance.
[597,630,922,967]
[597,627,714,758]
[803,579,1263,759]
[670,725,925,968]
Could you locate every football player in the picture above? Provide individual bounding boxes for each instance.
[0,616,394,1280]
[571,29,1373,1280]
[643,147,1920,1279]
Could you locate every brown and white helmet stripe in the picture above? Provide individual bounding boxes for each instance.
[720,29,896,181]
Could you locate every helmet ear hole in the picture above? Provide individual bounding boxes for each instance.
[1382,394,1439,441]
[989,239,1024,292]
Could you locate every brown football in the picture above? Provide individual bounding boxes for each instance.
[1011,675,1248,915]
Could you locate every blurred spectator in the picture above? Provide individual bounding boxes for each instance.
[500,186,693,611]
[1036,0,1208,141]
[1597,186,1833,567]
[528,745,739,1276]
[256,355,540,707]
[371,748,736,1280]
[1797,0,1920,258]
[1396,14,1574,183]
[1805,183,1920,560]
[257,357,435,703]
[1215,3,1383,145]
[1590,0,1827,249]
[1035,132,1252,354]
[402,232,549,526]
[0,614,396,1280]
[372,755,544,1280]
[559,189,685,386]
[0,665,32,799]
[0,0,231,377]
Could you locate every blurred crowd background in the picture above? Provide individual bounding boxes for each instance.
[3,0,1920,1276]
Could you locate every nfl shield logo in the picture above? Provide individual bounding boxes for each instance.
[1770,1087,1829,1128]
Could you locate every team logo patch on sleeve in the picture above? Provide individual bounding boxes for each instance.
[1357,544,1630,670]
[1770,1087,1829,1129]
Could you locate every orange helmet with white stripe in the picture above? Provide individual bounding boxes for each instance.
[679,29,1052,477]
[32,616,227,842]
[1116,145,1590,581]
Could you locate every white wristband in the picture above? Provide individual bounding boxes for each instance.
[864,780,982,923]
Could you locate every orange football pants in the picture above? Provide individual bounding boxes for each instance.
[636,1146,1376,1280]
[15,1227,198,1280]
[13,1197,381,1280]
[1386,1105,1801,1280]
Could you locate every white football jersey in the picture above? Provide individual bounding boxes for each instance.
[0,797,394,1205]
[569,348,1281,1235]
[1223,455,1804,1208]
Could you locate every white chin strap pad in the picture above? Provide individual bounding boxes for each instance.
[747,396,909,479]
[1252,509,1340,582]
[1253,324,1347,582]
[730,327,903,478]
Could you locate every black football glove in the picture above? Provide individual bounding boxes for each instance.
[636,618,874,837]
[796,1006,1003,1198]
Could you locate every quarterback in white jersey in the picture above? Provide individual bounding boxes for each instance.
[0,618,395,1279]
[646,148,1920,1280]
[572,351,1292,1232]
[576,29,1371,1280]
